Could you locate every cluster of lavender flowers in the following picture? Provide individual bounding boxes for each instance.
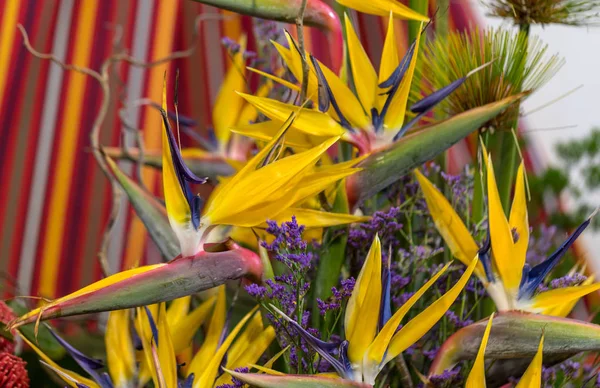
[316,278,354,316]
[245,217,331,373]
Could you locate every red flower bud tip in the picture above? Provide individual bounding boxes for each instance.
[0,352,29,387]
[0,302,17,324]
[0,302,16,353]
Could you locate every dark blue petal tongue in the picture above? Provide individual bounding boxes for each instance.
[519,209,596,300]
[48,328,111,388]
[310,55,352,130]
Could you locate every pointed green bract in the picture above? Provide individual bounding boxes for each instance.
[431,312,600,383]
[346,94,525,207]
[106,156,179,259]
[226,370,372,388]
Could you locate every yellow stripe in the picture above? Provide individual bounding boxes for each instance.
[39,0,100,298]
[123,1,179,269]
[0,0,21,108]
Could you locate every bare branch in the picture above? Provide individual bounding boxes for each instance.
[17,13,219,275]
[17,24,103,83]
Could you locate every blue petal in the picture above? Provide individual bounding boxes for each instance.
[167,110,198,128]
[179,374,195,388]
[478,232,495,283]
[144,306,160,347]
[379,256,392,330]
[131,326,143,351]
[159,109,207,185]
[270,305,350,378]
[410,78,466,114]
[159,109,207,229]
[309,55,352,130]
[48,329,111,388]
[518,214,594,300]
[338,340,352,373]
[375,41,416,133]
[392,111,427,141]
[378,41,416,89]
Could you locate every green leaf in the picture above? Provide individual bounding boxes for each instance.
[190,0,341,32]
[430,311,600,386]
[227,370,371,388]
[11,243,263,327]
[346,93,525,207]
[7,301,66,360]
[106,156,180,259]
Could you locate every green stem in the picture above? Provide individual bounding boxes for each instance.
[408,0,429,43]
[472,132,488,228]
[436,0,449,38]
[497,23,529,214]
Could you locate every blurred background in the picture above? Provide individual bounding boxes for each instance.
[0,0,597,300]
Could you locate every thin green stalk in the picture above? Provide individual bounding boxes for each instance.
[472,132,489,228]
[436,0,449,38]
[408,0,429,43]
[497,23,530,214]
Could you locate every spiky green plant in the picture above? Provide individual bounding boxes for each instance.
[414,28,563,133]
[487,0,600,26]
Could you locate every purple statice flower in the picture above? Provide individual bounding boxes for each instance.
[393,292,415,307]
[465,278,486,296]
[245,283,267,299]
[317,278,355,316]
[542,365,557,382]
[423,347,439,360]
[247,218,322,372]
[216,367,248,388]
[445,310,473,329]
[348,207,403,251]
[262,217,314,270]
[221,37,241,54]
[549,273,587,289]
[428,367,462,387]
[391,274,411,289]
[527,224,558,265]
[560,360,581,379]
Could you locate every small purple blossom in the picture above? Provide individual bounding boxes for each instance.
[423,347,439,360]
[428,367,462,387]
[216,367,248,388]
[549,273,587,289]
[245,283,267,299]
[527,225,558,265]
[348,207,403,251]
[221,37,241,54]
[445,310,473,328]
[317,278,355,315]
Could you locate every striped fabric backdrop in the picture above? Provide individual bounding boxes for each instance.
[0,0,545,301]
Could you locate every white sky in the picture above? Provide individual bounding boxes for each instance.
[472,3,600,268]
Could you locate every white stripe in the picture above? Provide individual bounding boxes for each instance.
[107,0,155,273]
[17,0,75,294]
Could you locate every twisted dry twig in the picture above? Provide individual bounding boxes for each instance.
[17,14,225,276]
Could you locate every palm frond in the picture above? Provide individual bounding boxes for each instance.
[487,0,600,26]
[412,28,564,132]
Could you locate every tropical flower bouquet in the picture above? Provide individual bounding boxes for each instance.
[3,0,600,387]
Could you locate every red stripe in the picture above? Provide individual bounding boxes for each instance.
[30,0,83,297]
[0,3,32,240]
[58,2,112,296]
[7,4,60,293]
